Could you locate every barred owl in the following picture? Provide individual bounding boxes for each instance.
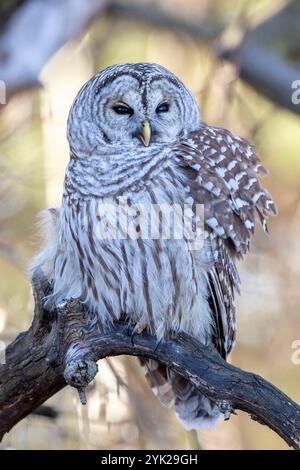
[31,63,276,430]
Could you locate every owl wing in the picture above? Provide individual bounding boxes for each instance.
[172,122,277,357]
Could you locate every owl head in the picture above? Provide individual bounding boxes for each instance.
[67,63,200,157]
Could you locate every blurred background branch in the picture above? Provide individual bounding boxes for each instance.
[219,0,300,115]
[1,0,300,115]
[108,0,224,40]
[0,0,109,96]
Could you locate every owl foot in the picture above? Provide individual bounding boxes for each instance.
[126,322,147,346]
[154,339,162,353]
[126,323,135,341]
[134,322,148,335]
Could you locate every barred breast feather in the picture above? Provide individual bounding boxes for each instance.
[49,142,214,344]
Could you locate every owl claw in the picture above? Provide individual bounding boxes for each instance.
[131,331,136,346]
[134,323,147,335]
[126,322,147,346]
[154,339,161,353]
[126,323,134,336]
[125,323,136,345]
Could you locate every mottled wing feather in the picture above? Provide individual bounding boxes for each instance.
[175,124,277,253]
[207,237,239,355]
[173,122,276,356]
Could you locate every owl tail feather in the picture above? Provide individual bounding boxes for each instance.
[140,358,220,431]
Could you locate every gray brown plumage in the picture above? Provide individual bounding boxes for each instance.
[30,63,276,430]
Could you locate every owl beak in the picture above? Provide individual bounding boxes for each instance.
[139,119,152,147]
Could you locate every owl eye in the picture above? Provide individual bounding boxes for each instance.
[156,102,169,113]
[112,103,134,116]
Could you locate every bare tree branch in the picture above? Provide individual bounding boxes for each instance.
[110,0,300,116]
[0,0,109,97]
[0,0,223,100]
[108,0,224,40]
[220,41,300,116]
[218,0,300,116]
[0,279,300,449]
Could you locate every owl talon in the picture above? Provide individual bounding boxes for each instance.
[127,322,148,346]
[125,323,136,345]
[126,323,134,337]
[134,323,147,335]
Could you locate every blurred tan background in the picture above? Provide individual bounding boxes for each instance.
[0,0,299,450]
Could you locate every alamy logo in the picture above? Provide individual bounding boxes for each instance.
[0,80,6,105]
[95,197,205,251]
[291,340,300,365]
[291,80,300,105]
[0,340,6,364]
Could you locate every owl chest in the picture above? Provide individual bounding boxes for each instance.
[63,167,210,338]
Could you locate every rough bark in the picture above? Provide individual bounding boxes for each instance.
[0,279,300,449]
